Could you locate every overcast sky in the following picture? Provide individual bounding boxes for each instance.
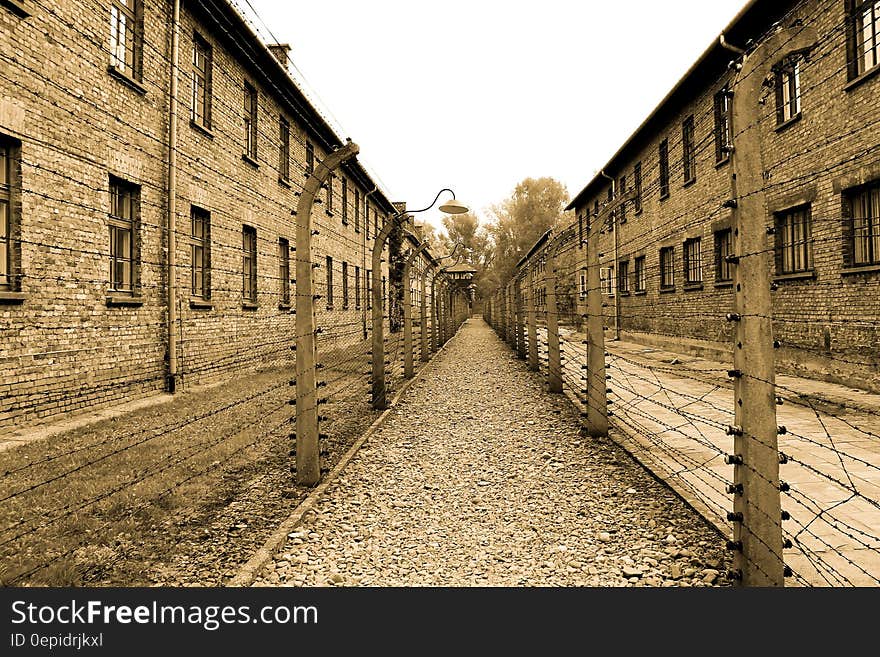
[240,0,747,232]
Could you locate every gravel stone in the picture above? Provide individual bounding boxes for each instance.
[252,319,731,587]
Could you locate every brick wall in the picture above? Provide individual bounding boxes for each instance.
[0,0,399,429]
[568,0,880,392]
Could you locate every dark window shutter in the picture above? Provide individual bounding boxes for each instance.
[773,214,784,275]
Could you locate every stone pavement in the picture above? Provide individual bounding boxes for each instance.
[553,329,880,587]
[252,318,732,587]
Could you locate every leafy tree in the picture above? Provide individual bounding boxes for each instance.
[486,177,570,290]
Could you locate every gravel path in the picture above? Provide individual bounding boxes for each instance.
[254,318,732,587]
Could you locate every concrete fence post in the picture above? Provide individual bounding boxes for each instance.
[727,26,815,587]
[527,266,538,371]
[403,243,427,378]
[545,241,563,394]
[294,141,359,485]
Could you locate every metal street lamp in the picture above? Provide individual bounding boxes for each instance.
[372,190,469,410]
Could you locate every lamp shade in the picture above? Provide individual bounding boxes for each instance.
[438,198,470,215]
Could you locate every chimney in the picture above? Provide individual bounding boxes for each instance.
[267,43,291,69]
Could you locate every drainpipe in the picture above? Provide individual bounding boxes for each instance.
[166,0,180,393]
[599,170,620,341]
[719,33,746,55]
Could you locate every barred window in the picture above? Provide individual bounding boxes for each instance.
[355,265,361,309]
[306,141,314,175]
[342,260,349,310]
[600,266,615,296]
[715,228,733,282]
[354,188,361,233]
[279,238,290,307]
[342,178,348,225]
[191,33,212,129]
[326,255,334,309]
[682,115,696,184]
[776,57,802,124]
[660,246,675,290]
[618,260,630,294]
[684,237,703,284]
[659,138,670,199]
[849,0,880,78]
[0,139,19,292]
[714,86,732,163]
[191,206,210,299]
[618,175,627,224]
[634,256,647,292]
[244,82,258,160]
[242,225,257,303]
[633,162,642,214]
[110,0,142,80]
[846,182,880,266]
[366,268,372,310]
[326,175,334,214]
[109,178,139,293]
[775,205,813,274]
[279,116,290,182]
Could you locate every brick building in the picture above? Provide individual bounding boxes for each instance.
[566,0,880,391]
[0,0,433,429]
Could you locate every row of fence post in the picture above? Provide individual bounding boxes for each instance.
[485,25,812,587]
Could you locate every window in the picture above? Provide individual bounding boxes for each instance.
[244,82,258,161]
[618,260,630,294]
[0,139,19,292]
[577,212,585,247]
[600,267,615,296]
[355,265,361,309]
[342,178,348,225]
[326,255,334,309]
[682,115,695,184]
[279,238,290,307]
[366,204,371,240]
[355,188,361,233]
[110,0,142,80]
[849,0,880,79]
[191,33,212,129]
[190,206,210,299]
[684,237,703,285]
[659,138,670,198]
[326,175,334,214]
[593,199,600,221]
[109,177,139,293]
[366,269,372,309]
[618,175,627,224]
[634,256,647,293]
[633,162,642,214]
[846,181,880,265]
[306,141,314,175]
[775,205,813,275]
[342,261,349,309]
[714,228,733,282]
[278,116,290,182]
[242,225,257,303]
[660,246,675,290]
[714,86,733,163]
[579,271,587,298]
[776,57,802,124]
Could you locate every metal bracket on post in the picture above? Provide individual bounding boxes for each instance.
[295,141,359,485]
[728,26,815,587]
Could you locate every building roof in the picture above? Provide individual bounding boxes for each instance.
[566,0,796,212]
[191,0,398,215]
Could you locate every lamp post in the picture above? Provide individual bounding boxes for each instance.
[372,190,468,410]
